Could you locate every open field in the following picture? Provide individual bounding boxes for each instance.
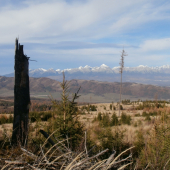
[1,99,170,138]
[1,97,170,169]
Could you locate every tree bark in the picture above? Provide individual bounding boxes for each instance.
[12,38,30,146]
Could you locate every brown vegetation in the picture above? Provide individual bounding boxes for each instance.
[1,98,170,169]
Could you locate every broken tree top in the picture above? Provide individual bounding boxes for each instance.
[15,38,30,59]
[15,38,23,55]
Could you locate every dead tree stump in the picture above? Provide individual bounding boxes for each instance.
[12,38,30,146]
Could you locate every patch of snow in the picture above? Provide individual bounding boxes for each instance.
[29,64,170,76]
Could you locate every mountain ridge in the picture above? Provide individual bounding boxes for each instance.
[30,64,170,75]
[0,76,170,101]
[4,64,170,86]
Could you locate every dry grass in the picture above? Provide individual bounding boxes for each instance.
[0,102,166,144]
[1,101,170,169]
[0,130,134,170]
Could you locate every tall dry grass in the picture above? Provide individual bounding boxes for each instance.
[0,129,134,170]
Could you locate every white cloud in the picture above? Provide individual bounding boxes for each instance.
[140,38,170,51]
[1,0,170,75]
[0,0,170,44]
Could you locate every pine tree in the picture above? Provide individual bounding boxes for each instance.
[51,72,84,150]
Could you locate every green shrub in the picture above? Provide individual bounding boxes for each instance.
[120,105,123,110]
[101,113,110,127]
[90,105,97,111]
[80,111,86,115]
[8,114,13,123]
[134,130,145,158]
[41,111,53,121]
[145,114,151,121]
[81,104,97,111]
[149,111,157,116]
[137,123,170,169]
[134,113,141,117]
[122,99,131,105]
[29,111,53,122]
[95,112,118,127]
[161,112,169,123]
[142,111,148,117]
[0,115,13,124]
[135,100,167,110]
[109,104,113,110]
[110,113,119,126]
[120,113,131,125]
[97,112,102,121]
[30,111,41,122]
[94,127,128,159]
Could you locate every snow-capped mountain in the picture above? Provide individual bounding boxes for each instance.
[27,64,170,75]
[3,64,170,86]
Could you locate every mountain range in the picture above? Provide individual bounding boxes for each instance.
[0,76,170,102]
[4,64,170,86]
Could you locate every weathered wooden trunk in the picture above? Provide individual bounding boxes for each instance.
[12,38,30,146]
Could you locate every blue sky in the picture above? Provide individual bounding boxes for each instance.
[0,0,170,75]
